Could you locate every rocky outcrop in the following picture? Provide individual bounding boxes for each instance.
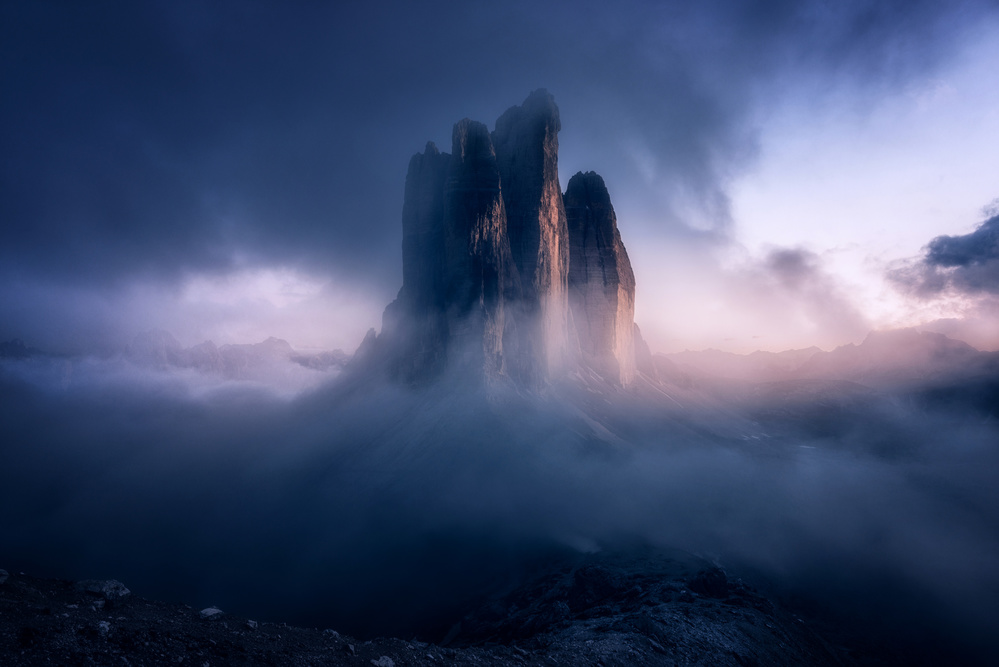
[379,92,648,389]
[564,171,637,385]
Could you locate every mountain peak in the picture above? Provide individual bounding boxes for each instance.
[374,92,647,390]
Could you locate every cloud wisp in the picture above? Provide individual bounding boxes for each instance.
[634,244,871,353]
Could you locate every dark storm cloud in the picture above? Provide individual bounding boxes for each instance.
[2,0,995,292]
[925,215,999,292]
[892,215,999,297]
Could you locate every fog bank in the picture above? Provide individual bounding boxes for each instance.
[1,356,996,661]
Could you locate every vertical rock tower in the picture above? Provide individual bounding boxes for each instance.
[564,171,637,386]
[379,90,649,389]
[441,120,520,376]
[493,90,571,383]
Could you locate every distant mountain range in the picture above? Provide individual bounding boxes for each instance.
[124,330,349,380]
[0,331,349,384]
[652,328,999,448]
[659,328,999,389]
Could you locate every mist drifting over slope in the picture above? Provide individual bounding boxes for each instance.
[3,4,999,664]
[2,346,997,662]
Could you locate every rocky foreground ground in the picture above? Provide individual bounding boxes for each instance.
[0,550,902,667]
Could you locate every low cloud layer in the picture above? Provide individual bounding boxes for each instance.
[635,244,871,353]
[3,5,997,664]
[0,269,381,356]
[760,247,870,334]
[1,356,997,659]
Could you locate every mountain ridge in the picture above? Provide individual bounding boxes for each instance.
[660,327,999,388]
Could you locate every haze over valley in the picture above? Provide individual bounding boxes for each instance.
[2,2,999,665]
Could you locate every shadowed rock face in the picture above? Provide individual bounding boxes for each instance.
[401,141,450,310]
[443,119,519,376]
[378,92,644,389]
[564,171,637,385]
[382,142,451,383]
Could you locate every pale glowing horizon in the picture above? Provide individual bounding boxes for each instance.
[634,19,999,355]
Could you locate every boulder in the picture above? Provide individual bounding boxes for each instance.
[200,607,224,619]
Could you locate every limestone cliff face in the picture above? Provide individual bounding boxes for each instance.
[442,119,519,376]
[385,141,451,382]
[493,90,570,382]
[379,92,649,389]
[564,171,637,385]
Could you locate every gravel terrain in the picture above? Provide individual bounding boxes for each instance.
[0,551,868,666]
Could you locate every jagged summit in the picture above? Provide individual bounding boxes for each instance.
[376,91,652,389]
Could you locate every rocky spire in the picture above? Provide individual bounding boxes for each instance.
[441,119,519,376]
[564,171,637,385]
[401,141,449,310]
[492,89,570,383]
[377,94,646,389]
[379,142,451,383]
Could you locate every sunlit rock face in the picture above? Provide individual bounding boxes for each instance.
[379,91,645,389]
[564,171,637,385]
[493,90,571,383]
